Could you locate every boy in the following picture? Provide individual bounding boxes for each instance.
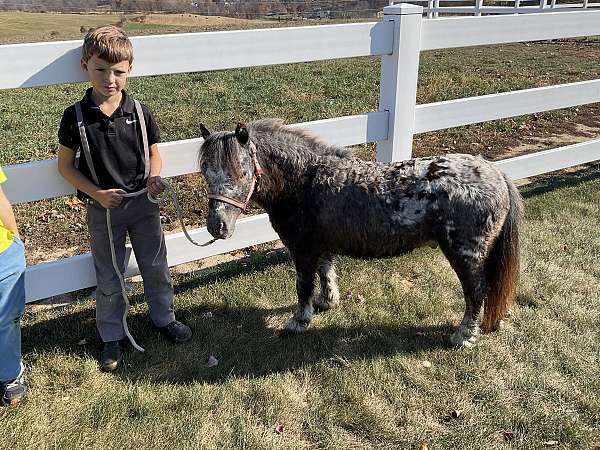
[0,166,27,405]
[57,26,191,372]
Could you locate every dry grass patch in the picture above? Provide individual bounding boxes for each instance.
[140,13,272,29]
[0,11,120,43]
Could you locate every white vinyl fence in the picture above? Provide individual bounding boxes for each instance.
[1,5,599,303]
[391,0,600,19]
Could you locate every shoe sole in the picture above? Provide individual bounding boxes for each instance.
[159,333,192,344]
[100,356,123,372]
[154,326,192,344]
[2,392,27,407]
[100,362,119,372]
[3,397,24,406]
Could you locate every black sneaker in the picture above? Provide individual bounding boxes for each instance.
[1,372,27,406]
[155,320,192,343]
[100,340,123,372]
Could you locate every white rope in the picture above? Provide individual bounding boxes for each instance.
[106,181,216,352]
[151,179,218,248]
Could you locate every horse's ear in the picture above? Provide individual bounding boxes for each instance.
[235,122,249,145]
[200,123,211,140]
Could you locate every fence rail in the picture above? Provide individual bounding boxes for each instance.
[2,6,599,303]
[392,0,600,18]
[4,112,390,205]
[0,22,393,89]
[420,9,600,49]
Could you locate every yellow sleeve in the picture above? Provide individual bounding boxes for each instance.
[0,167,6,184]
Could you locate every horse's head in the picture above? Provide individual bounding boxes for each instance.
[199,122,263,240]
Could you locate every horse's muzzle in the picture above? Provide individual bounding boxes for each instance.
[207,215,234,239]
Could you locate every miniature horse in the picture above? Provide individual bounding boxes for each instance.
[198,119,522,347]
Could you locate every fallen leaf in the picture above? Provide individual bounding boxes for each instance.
[64,197,85,209]
[503,431,514,441]
[77,339,87,346]
[207,355,218,368]
[274,424,285,434]
[419,442,429,450]
[422,360,432,368]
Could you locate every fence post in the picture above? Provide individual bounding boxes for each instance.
[376,3,423,163]
[476,0,484,16]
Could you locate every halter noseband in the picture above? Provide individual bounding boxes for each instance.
[207,141,265,212]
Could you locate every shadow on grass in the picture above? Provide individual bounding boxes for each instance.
[22,249,455,385]
[520,163,600,199]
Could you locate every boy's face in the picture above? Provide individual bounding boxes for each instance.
[81,54,132,99]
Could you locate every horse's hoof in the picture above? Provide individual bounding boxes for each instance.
[313,300,338,313]
[283,318,308,335]
[450,330,478,348]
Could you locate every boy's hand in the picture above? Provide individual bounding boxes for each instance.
[147,176,165,198]
[94,189,126,209]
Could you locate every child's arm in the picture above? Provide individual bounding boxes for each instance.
[146,143,165,197]
[57,145,125,208]
[0,185,19,238]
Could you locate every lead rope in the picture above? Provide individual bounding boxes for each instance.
[105,196,145,352]
[149,179,218,248]
[105,182,217,353]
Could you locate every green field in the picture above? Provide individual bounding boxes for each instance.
[0,11,599,449]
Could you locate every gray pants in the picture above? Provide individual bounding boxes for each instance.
[86,194,175,342]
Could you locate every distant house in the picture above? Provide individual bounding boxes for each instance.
[303,9,331,19]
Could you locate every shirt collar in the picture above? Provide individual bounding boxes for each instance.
[120,90,135,114]
[81,88,135,117]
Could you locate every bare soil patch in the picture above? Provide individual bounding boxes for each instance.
[139,13,272,29]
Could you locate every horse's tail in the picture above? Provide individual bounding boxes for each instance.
[481,174,523,332]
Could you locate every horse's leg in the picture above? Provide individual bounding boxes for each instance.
[451,267,487,348]
[313,254,340,312]
[442,247,488,348]
[284,254,318,334]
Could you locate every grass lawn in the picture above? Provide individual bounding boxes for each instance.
[2,165,599,449]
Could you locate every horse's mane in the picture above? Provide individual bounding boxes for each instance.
[248,118,353,159]
[199,131,243,180]
[200,118,352,181]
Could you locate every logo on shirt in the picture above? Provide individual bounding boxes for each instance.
[126,119,137,125]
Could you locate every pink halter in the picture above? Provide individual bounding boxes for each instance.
[207,142,265,212]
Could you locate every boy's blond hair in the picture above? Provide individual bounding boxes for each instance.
[82,25,134,64]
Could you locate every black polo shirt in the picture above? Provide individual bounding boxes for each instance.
[58,88,160,199]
